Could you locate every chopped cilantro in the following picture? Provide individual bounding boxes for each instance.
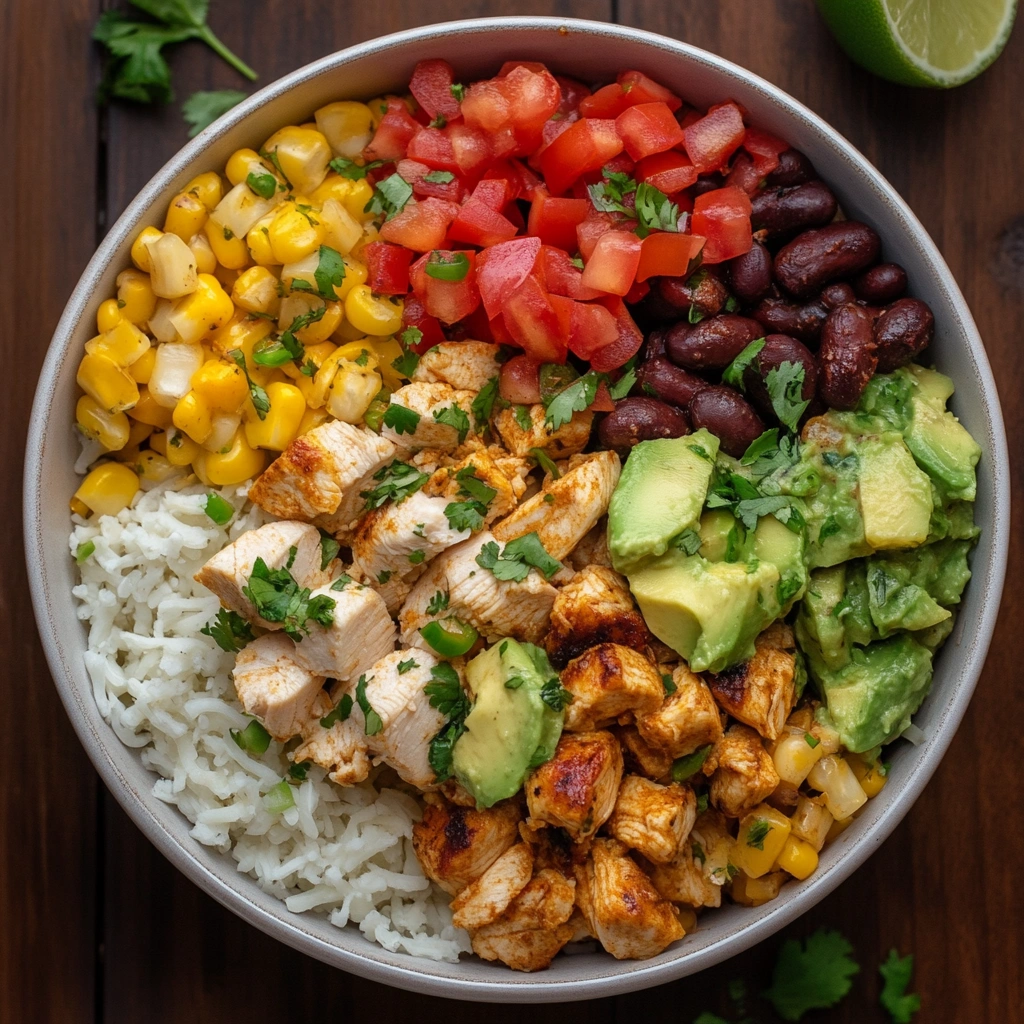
[475,533,562,583]
[397,658,419,675]
[242,555,335,642]
[530,447,561,479]
[425,662,472,782]
[376,569,393,584]
[355,674,383,736]
[633,182,680,236]
[329,574,352,591]
[674,528,703,555]
[607,362,637,400]
[313,245,346,300]
[423,170,455,183]
[671,744,712,782]
[746,818,773,850]
[329,157,385,179]
[227,349,270,419]
[407,549,425,565]
[766,360,810,432]
[540,677,574,712]
[763,929,860,1021]
[722,336,766,390]
[426,590,449,615]
[382,403,421,435]
[544,369,600,430]
[661,672,676,695]
[456,465,497,505]
[320,693,353,729]
[361,460,429,509]
[392,330,421,378]
[201,608,254,652]
[433,403,470,443]
[513,404,533,431]
[317,529,340,570]
[471,376,499,428]
[287,761,311,781]
[444,500,487,532]
[450,83,465,101]
[879,950,920,1023]
[364,173,413,221]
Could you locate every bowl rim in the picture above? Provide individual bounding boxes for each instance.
[24,14,1010,1003]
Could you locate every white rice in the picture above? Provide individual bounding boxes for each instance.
[70,476,470,962]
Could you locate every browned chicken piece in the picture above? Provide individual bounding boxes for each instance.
[574,838,685,960]
[644,839,723,909]
[706,623,798,741]
[519,822,581,876]
[422,448,531,525]
[544,565,650,669]
[438,779,478,808]
[606,776,697,864]
[291,692,370,786]
[412,796,522,895]
[566,521,612,571]
[616,725,674,781]
[450,842,535,931]
[635,665,724,759]
[470,868,577,972]
[525,731,623,841]
[493,403,594,459]
[560,644,665,732]
[708,724,780,818]
[412,341,502,393]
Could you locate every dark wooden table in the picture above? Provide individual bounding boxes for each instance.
[4,2,1022,1020]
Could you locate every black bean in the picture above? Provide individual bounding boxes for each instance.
[874,297,934,372]
[599,398,690,454]
[689,386,766,458]
[635,357,708,409]
[727,241,773,305]
[665,314,765,371]
[766,149,818,187]
[853,263,908,305]
[819,303,878,409]
[774,221,882,298]
[751,181,838,239]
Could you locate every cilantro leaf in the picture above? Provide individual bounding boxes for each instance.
[671,744,711,782]
[471,376,499,429]
[200,608,254,652]
[392,330,421,378]
[661,672,676,694]
[587,169,637,215]
[538,363,580,404]
[444,500,487,532]
[329,157,385,179]
[360,460,429,509]
[425,662,472,782]
[318,529,340,571]
[513,404,533,431]
[879,950,920,1023]
[242,554,335,642]
[544,370,600,430]
[476,533,562,583]
[320,693,353,729]
[456,465,498,506]
[674,528,703,555]
[540,676,574,712]
[287,760,311,781]
[634,182,680,236]
[450,83,465,101]
[407,549,425,565]
[397,658,419,674]
[722,336,766,390]
[423,170,455,183]
[364,173,413,221]
[426,590,449,615]
[433,403,470,443]
[746,818,773,850]
[182,89,247,137]
[313,245,346,300]
[382,403,421,435]
[608,363,637,400]
[764,929,860,1021]
[246,169,277,199]
[355,674,383,736]
[530,447,561,480]
[766,360,810,433]
[475,540,529,582]
[227,348,270,419]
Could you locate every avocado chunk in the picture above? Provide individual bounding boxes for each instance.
[797,565,850,671]
[904,395,981,502]
[452,640,564,808]
[858,434,933,550]
[753,513,807,609]
[800,441,871,569]
[628,546,779,673]
[865,558,950,636]
[608,429,720,572]
[698,508,748,563]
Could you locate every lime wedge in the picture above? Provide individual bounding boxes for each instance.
[817,0,1017,87]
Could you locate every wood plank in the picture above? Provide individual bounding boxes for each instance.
[0,1,101,1022]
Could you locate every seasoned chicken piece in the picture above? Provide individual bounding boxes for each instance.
[567,521,612,571]
[381,382,476,451]
[231,633,326,741]
[399,532,557,646]
[493,403,593,459]
[545,565,649,669]
[288,580,396,682]
[412,340,502,393]
[491,451,620,562]
[708,724,780,818]
[412,796,523,895]
[423,448,530,525]
[355,568,412,617]
[560,643,665,732]
[292,693,370,786]
[194,521,328,629]
[616,725,674,781]
[689,809,735,889]
[574,838,685,960]
[450,842,534,931]
[470,868,577,972]
[525,731,623,841]
[248,419,395,525]
[706,623,798,741]
[351,490,472,591]
[519,821,580,876]
[606,776,696,864]
[645,835,723,909]
[635,665,724,759]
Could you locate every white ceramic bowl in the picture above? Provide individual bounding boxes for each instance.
[24,16,1009,1003]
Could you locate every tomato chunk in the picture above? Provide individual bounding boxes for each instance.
[539,245,603,300]
[742,127,790,176]
[409,59,463,123]
[448,199,519,248]
[397,159,466,202]
[576,211,623,261]
[555,75,592,117]
[636,151,698,194]
[462,66,560,150]
[364,241,413,295]
[476,235,542,320]
[539,118,625,196]
[410,250,480,324]
[406,127,459,173]
[589,297,644,372]
[578,83,632,119]
[581,230,643,296]
[568,301,619,359]
[379,197,461,253]
[635,232,704,282]
[617,70,683,112]
[615,102,685,161]
[683,102,747,174]
[527,195,590,251]
[402,294,445,352]
[691,186,752,264]
[446,123,493,177]
[501,273,569,363]
[364,99,420,161]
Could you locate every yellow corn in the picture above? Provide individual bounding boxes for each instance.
[148,429,167,455]
[128,346,157,385]
[96,298,123,334]
[190,359,248,411]
[188,231,218,275]
[279,294,343,344]
[183,171,223,211]
[298,405,329,435]
[213,181,283,239]
[115,269,157,325]
[731,805,792,879]
[847,754,888,798]
[202,411,242,453]
[127,388,174,428]
[210,315,275,383]
[146,232,199,298]
[326,363,382,423]
[365,96,394,128]
[135,450,178,483]
[329,255,368,303]
[318,197,363,255]
[73,462,140,518]
[349,222,380,258]
[807,755,868,820]
[70,497,90,517]
[164,429,202,467]
[131,226,163,273]
[164,190,208,240]
[77,353,139,414]
[232,266,281,316]
[367,336,405,391]
[314,101,375,158]
[126,418,153,448]
[149,342,204,408]
[730,870,787,908]
[85,319,151,368]
[788,794,833,852]
[226,148,279,188]
[774,836,819,881]
[167,274,234,344]
[773,731,825,787]
[246,213,279,266]
[344,284,403,336]
[213,264,242,294]
[205,216,252,270]
[267,202,326,263]
[76,395,131,451]
[331,316,370,343]
[310,175,376,224]
[243,381,305,450]
[197,430,266,485]
[262,126,332,195]
[172,389,214,444]
[282,340,336,383]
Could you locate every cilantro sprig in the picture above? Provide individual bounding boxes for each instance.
[879,950,920,1023]
[182,89,247,137]
[425,662,472,782]
[763,930,860,1021]
[361,460,429,510]
[475,533,562,583]
[200,608,254,652]
[227,348,270,419]
[364,173,413,221]
[242,552,335,642]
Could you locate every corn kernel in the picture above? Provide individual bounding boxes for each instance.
[197,430,266,485]
[189,231,218,275]
[127,387,174,428]
[326,364,381,424]
[282,340,336,382]
[126,418,153,448]
[731,805,792,879]
[789,795,833,852]
[774,836,819,881]
[730,870,787,907]
[243,381,305,450]
[173,389,213,444]
[773,731,825,787]
[128,346,156,385]
[147,299,180,343]
[311,175,377,221]
[365,96,393,128]
[148,429,167,455]
[213,181,282,239]
[298,405,329,435]
[167,274,235,344]
[146,232,199,298]
[262,126,331,195]
[116,269,157,325]
[232,266,281,316]
[77,353,139,414]
[226,148,277,188]
[136,450,178,483]
[76,395,130,451]
[149,342,204,408]
[203,411,242,452]
[246,213,279,267]
[205,216,252,270]
[164,190,208,240]
[314,101,375,159]
[85,319,151,368]
[131,226,163,273]
[164,429,201,467]
[847,754,888,798]
[191,359,248,411]
[676,907,697,933]
[344,284,403,336]
[183,171,224,211]
[349,222,380,257]
[807,755,868,820]
[74,462,140,517]
[319,197,363,255]
[367,336,405,391]
[96,298,123,334]
[210,316,276,384]
[69,496,90,517]
[825,815,854,844]
[268,202,326,264]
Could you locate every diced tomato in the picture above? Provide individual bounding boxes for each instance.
[481,162,523,202]
[683,102,746,174]
[471,177,512,211]
[540,118,625,196]
[568,301,619,359]
[555,75,592,117]
[501,273,569,363]
[502,65,562,130]
[512,160,545,198]
[499,353,542,404]
[635,232,705,282]
[364,100,421,162]
[451,303,496,343]
[589,297,644,372]
[448,199,519,248]
[531,117,574,170]
[725,152,763,195]
[581,230,642,296]
[576,211,622,261]
[409,60,463,123]
[636,151,698,194]
[578,83,632,119]
[397,159,466,202]
[691,186,752,263]
[476,236,542,320]
[498,61,549,77]
[539,245,603,300]
[401,294,445,352]
[504,201,526,233]
[601,152,637,178]
[742,127,790,176]
[409,250,480,324]
[591,381,616,411]
[527,195,590,251]
[617,70,683,112]
[364,242,413,295]
[406,128,459,173]
[676,107,702,132]
[615,102,685,161]
[625,280,650,304]
[462,66,560,150]
[461,78,510,132]
[379,197,461,253]
[488,312,516,346]
[446,123,493,177]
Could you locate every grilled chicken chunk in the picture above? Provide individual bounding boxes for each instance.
[248,419,394,528]
[381,382,476,451]
[567,521,612,571]
[493,403,594,459]
[635,665,724,759]
[470,868,577,972]
[231,633,326,741]
[525,731,623,841]
[194,520,328,629]
[574,838,685,960]
[450,842,534,931]
[292,695,370,786]
[606,776,697,865]
[399,532,557,646]
[492,451,621,561]
[422,448,530,525]
[545,565,649,669]
[616,725,674,781]
[645,829,724,909]
[706,623,798,741]
[708,724,780,818]
[412,341,502,393]
[412,796,522,895]
[288,581,396,682]
[560,644,665,732]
